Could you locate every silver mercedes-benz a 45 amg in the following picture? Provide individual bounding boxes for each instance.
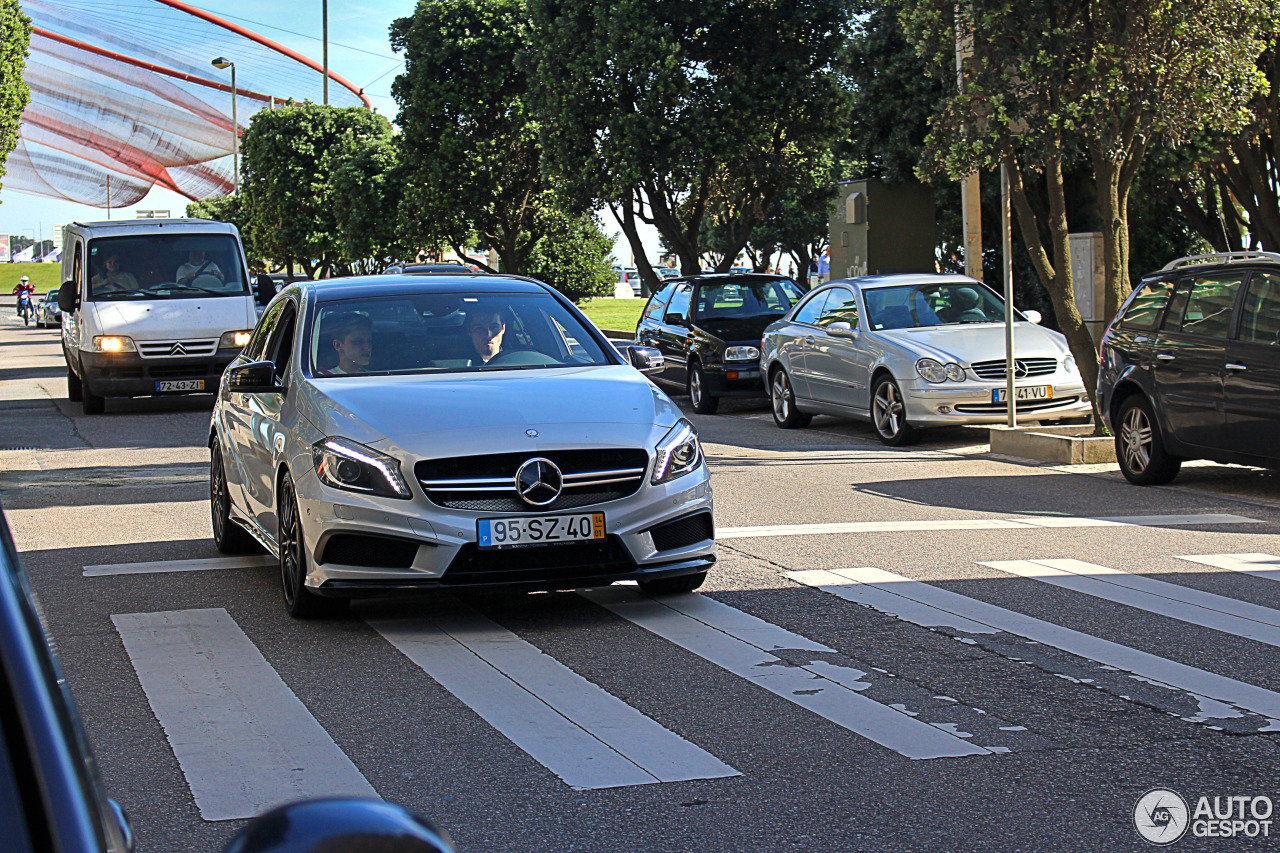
[209,275,714,617]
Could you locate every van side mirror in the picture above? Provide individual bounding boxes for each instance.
[57,280,78,313]
[255,275,276,307]
[226,361,285,394]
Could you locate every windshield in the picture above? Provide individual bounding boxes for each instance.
[86,234,248,301]
[694,279,803,320]
[864,282,1008,330]
[309,292,614,376]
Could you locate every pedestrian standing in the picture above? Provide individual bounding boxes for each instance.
[818,250,830,283]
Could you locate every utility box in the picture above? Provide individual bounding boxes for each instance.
[1069,232,1106,341]
[829,179,936,280]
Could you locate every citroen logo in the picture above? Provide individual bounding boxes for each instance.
[1014,359,1029,378]
[515,457,562,507]
[169,342,187,356]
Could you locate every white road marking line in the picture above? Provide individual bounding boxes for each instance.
[85,555,276,577]
[112,608,376,822]
[368,604,738,790]
[718,513,1258,540]
[982,559,1280,644]
[579,587,992,760]
[1178,553,1280,583]
[788,567,1280,723]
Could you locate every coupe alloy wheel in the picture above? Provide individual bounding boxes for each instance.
[872,376,917,446]
[770,369,809,429]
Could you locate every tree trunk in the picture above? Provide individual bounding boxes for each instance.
[1091,151,1128,324]
[609,198,662,297]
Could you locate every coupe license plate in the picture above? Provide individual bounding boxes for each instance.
[992,385,1052,403]
[478,512,605,549]
[155,379,205,392]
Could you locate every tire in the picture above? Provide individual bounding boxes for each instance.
[871,375,918,446]
[210,442,260,554]
[638,571,706,595]
[687,362,719,414]
[81,381,105,415]
[1115,395,1181,485]
[277,472,347,618]
[67,366,83,402]
[770,367,811,429]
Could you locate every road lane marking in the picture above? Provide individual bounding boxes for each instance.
[718,513,1259,540]
[112,608,376,821]
[367,603,738,790]
[579,587,993,759]
[982,559,1280,645]
[787,567,1280,724]
[1178,553,1280,583]
[85,555,276,577]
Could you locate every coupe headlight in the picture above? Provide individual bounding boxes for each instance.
[219,330,253,348]
[724,345,761,361]
[1064,356,1077,374]
[945,362,966,381]
[652,418,702,485]
[312,437,411,499]
[916,358,966,383]
[92,335,136,353]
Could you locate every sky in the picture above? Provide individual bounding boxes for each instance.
[0,0,658,266]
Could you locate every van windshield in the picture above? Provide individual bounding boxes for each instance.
[86,234,247,301]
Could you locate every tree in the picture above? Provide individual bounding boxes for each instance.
[391,0,552,275]
[529,0,856,293]
[329,133,403,273]
[186,194,262,270]
[523,211,617,303]
[240,104,392,279]
[0,0,30,196]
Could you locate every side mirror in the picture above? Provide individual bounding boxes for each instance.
[57,280,78,313]
[1022,309,1042,325]
[627,345,664,375]
[226,360,284,394]
[663,312,685,326]
[826,321,857,339]
[222,798,455,853]
[255,274,276,307]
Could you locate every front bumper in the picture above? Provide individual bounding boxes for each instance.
[902,377,1092,426]
[80,349,237,397]
[703,362,764,398]
[291,462,716,595]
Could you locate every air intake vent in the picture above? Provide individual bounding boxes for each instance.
[319,533,419,569]
[649,512,714,551]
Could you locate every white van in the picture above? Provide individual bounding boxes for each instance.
[58,219,272,413]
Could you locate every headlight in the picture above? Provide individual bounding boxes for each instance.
[1064,356,1077,374]
[652,418,702,485]
[945,362,966,381]
[312,437,411,499]
[92,335,136,353]
[724,345,761,361]
[916,358,948,383]
[219,330,253,348]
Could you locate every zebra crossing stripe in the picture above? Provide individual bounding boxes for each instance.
[1178,553,1280,583]
[579,587,993,760]
[85,555,276,577]
[982,559,1280,646]
[787,567,1280,722]
[112,608,377,821]
[367,603,738,790]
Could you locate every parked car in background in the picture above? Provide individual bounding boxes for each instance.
[761,274,1090,445]
[36,289,61,328]
[1098,251,1280,485]
[622,268,642,296]
[637,274,805,413]
[657,267,682,280]
[383,263,477,275]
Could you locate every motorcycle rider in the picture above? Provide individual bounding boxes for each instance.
[11,275,34,325]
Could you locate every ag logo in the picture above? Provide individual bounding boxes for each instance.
[1135,788,1189,845]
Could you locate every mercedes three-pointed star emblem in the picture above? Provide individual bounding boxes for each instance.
[515,457,562,507]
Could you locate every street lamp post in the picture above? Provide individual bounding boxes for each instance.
[211,57,238,192]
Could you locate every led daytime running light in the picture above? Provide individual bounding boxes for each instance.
[313,437,411,499]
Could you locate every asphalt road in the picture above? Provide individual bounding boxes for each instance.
[4,311,1280,853]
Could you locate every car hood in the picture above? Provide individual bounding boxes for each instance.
[91,297,254,340]
[873,322,1070,364]
[692,315,783,343]
[299,365,684,456]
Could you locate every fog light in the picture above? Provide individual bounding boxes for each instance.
[938,405,952,414]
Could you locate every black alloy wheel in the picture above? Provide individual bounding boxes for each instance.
[278,472,346,618]
[638,571,707,595]
[210,442,259,554]
[688,362,720,414]
[871,375,918,446]
[770,368,811,429]
[1115,395,1182,485]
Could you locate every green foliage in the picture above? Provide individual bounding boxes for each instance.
[186,194,260,269]
[523,212,618,303]
[239,103,393,278]
[0,0,30,196]
[329,133,403,272]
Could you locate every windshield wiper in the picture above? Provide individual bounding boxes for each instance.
[96,289,150,299]
[164,283,224,295]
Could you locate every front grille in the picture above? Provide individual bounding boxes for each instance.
[953,396,1080,414]
[416,449,649,512]
[138,338,218,358]
[442,535,633,585]
[320,533,419,569]
[149,363,220,379]
[969,358,1058,380]
[649,512,714,551]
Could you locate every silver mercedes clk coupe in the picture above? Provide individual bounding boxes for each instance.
[208,274,714,617]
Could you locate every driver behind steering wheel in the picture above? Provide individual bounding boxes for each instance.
[466,310,507,365]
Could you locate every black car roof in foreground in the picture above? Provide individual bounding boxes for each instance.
[305,274,550,303]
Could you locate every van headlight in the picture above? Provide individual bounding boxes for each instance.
[312,437,411,499]
[92,335,136,352]
[219,330,253,348]
[652,418,702,485]
[724,345,761,361]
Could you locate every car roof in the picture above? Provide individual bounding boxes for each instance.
[836,273,984,290]
[304,273,549,303]
[67,218,239,237]
[666,272,795,286]
[1145,251,1280,280]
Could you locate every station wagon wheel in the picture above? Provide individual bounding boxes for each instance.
[688,362,719,414]
[278,472,346,618]
[770,368,810,429]
[210,442,259,554]
[871,375,918,446]
[1115,396,1181,486]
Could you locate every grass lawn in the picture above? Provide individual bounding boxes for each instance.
[578,297,646,333]
[6,263,62,297]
